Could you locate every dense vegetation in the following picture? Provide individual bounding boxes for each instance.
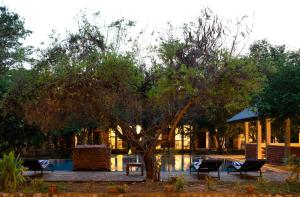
[0,6,300,180]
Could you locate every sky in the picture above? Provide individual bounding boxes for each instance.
[1,0,300,52]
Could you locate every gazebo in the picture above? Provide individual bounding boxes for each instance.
[227,108,300,163]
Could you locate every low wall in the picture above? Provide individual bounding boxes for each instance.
[72,145,110,171]
[266,145,285,164]
[245,143,257,160]
[267,145,300,164]
[0,193,297,197]
[291,146,300,157]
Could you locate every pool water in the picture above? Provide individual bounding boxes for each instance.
[48,154,233,172]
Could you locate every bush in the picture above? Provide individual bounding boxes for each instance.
[31,178,47,192]
[0,151,26,191]
[175,175,186,192]
[283,154,300,180]
[205,176,216,191]
[116,184,129,193]
[244,184,256,194]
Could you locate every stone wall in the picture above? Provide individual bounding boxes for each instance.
[0,192,298,197]
[72,145,110,171]
[245,143,257,160]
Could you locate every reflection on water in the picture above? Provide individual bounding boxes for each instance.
[110,154,203,172]
[50,154,217,172]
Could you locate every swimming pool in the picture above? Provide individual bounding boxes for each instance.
[48,154,233,172]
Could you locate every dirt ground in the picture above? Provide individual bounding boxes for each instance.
[42,181,234,193]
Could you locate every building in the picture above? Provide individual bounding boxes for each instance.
[74,125,211,153]
[228,108,300,163]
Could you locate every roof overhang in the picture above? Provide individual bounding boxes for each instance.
[227,108,258,123]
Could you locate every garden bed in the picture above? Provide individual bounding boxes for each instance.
[2,180,300,195]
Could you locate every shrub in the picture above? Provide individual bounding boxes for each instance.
[257,176,269,186]
[283,154,300,180]
[244,184,256,194]
[31,178,47,192]
[175,175,186,192]
[116,184,129,193]
[0,151,26,191]
[205,176,216,191]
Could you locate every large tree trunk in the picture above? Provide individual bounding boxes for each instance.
[143,150,156,180]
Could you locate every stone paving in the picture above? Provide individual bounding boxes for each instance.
[24,168,289,183]
[23,155,290,183]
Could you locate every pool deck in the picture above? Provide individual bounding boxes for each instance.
[23,155,290,183]
[24,169,289,183]
[25,167,289,183]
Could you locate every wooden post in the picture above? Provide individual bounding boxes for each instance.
[265,119,271,145]
[298,126,300,144]
[285,118,291,157]
[244,122,249,158]
[257,120,262,159]
[265,118,271,161]
[205,130,209,149]
[237,134,242,150]
[245,122,249,143]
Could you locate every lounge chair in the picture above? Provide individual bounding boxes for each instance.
[190,159,223,180]
[23,159,54,174]
[227,159,266,177]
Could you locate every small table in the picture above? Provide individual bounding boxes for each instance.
[126,163,144,176]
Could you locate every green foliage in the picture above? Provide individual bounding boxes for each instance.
[257,176,269,186]
[0,151,26,191]
[0,6,31,73]
[244,184,256,194]
[249,39,286,77]
[0,69,44,155]
[30,178,47,193]
[283,154,300,180]
[251,40,300,121]
[255,62,300,120]
[175,175,186,192]
[205,176,216,191]
[116,184,129,193]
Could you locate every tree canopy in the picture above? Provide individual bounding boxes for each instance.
[0,6,31,74]
[255,55,300,120]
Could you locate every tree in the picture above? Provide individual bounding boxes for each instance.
[155,10,262,153]
[249,39,286,77]
[0,6,31,74]
[255,57,300,120]
[18,10,261,180]
[0,6,36,155]
[0,69,44,155]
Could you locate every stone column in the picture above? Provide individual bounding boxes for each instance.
[257,120,262,159]
[285,118,291,157]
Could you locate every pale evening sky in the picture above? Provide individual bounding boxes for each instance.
[1,0,300,52]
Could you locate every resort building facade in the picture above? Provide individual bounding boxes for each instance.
[73,125,244,153]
